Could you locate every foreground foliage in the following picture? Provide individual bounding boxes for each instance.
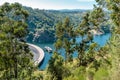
[46,0,120,80]
[0,0,120,80]
[0,3,42,80]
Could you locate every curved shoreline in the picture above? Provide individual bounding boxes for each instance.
[27,43,45,66]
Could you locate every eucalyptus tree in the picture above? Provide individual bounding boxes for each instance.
[0,3,35,79]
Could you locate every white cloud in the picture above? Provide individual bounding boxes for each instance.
[77,0,94,2]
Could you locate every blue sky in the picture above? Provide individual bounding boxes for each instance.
[0,0,96,10]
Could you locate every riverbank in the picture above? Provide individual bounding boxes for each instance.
[37,33,111,69]
[27,43,45,66]
[89,29,104,35]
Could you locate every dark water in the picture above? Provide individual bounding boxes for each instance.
[33,33,111,70]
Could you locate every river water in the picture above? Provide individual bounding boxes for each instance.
[32,33,111,70]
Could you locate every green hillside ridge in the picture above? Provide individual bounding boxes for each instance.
[24,7,87,43]
[24,6,110,43]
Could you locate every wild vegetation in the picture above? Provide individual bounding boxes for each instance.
[0,0,120,80]
[24,7,86,43]
[0,3,42,80]
[24,6,110,43]
[46,0,120,80]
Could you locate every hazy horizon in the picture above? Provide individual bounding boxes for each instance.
[0,0,96,10]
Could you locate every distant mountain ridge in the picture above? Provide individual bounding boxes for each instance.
[58,9,90,12]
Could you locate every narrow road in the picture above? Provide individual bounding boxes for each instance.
[27,43,44,66]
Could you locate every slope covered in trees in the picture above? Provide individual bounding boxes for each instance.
[23,7,88,43]
[24,6,110,43]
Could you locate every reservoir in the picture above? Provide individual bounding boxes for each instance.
[31,33,111,70]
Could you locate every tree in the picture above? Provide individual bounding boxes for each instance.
[75,12,95,67]
[47,52,64,80]
[95,0,120,79]
[55,17,76,63]
[0,3,35,79]
[89,5,105,31]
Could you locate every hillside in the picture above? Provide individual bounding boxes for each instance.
[24,7,87,43]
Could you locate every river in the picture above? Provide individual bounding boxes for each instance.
[31,33,111,70]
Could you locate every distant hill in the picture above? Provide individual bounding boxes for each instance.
[24,6,87,43]
[59,9,90,12]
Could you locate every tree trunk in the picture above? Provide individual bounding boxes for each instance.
[14,57,18,79]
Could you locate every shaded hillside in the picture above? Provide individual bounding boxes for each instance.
[24,7,87,43]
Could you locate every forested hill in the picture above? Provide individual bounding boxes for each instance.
[24,6,87,43]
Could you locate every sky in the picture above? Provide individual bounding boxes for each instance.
[0,0,96,10]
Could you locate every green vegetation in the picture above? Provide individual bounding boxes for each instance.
[24,6,110,43]
[46,0,120,80]
[0,0,120,80]
[24,7,86,43]
[96,0,120,80]
[0,3,42,80]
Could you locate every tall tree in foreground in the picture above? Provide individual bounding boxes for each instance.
[47,52,64,80]
[55,17,76,64]
[46,18,74,80]
[96,0,120,79]
[75,12,95,67]
[0,3,35,79]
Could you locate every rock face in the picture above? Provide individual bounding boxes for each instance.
[33,29,55,43]
[26,29,55,43]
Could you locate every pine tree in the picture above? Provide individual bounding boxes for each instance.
[75,12,95,67]
[95,0,120,79]
[47,52,64,80]
[0,3,35,79]
[55,17,76,63]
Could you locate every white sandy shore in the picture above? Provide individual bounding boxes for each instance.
[27,43,44,66]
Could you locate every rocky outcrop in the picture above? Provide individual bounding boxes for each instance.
[26,29,55,43]
[89,29,104,35]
